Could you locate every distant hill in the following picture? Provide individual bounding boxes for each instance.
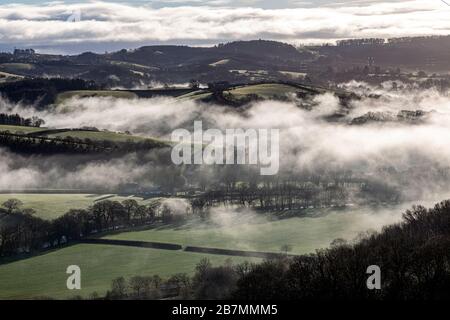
[0,40,315,87]
[313,35,450,71]
[1,37,450,88]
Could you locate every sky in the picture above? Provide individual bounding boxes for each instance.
[0,0,449,54]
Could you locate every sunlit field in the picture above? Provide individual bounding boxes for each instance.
[0,244,258,299]
[102,204,412,254]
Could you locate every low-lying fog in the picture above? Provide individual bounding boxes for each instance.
[2,82,450,249]
[114,199,443,254]
[1,81,450,209]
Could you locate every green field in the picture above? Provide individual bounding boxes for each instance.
[177,90,213,101]
[56,90,138,104]
[0,124,47,134]
[0,201,424,299]
[178,83,305,102]
[110,60,159,71]
[0,244,257,299]
[45,130,150,143]
[225,83,301,98]
[0,63,35,73]
[103,205,407,255]
[0,194,155,219]
[0,125,167,146]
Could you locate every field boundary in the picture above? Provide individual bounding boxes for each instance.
[80,239,182,250]
[82,238,297,259]
[184,246,294,259]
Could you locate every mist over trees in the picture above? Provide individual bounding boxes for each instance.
[0,113,44,127]
[0,198,161,256]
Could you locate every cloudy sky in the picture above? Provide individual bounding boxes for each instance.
[0,0,449,54]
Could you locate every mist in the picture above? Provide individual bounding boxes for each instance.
[1,83,450,202]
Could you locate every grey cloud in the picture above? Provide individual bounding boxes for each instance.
[0,1,447,54]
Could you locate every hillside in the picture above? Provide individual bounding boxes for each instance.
[1,37,450,90]
[0,125,169,155]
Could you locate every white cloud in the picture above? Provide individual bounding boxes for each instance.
[0,0,448,51]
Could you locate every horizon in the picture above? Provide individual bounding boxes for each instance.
[0,0,449,54]
[3,34,450,56]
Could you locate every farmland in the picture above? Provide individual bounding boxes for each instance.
[0,194,154,219]
[0,63,35,73]
[43,130,151,143]
[0,244,257,299]
[56,90,138,104]
[178,82,323,103]
[0,124,47,134]
[225,83,302,98]
[0,193,439,299]
[102,204,408,255]
[0,124,168,150]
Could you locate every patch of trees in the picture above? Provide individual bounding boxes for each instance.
[0,132,111,154]
[189,179,399,215]
[0,113,45,127]
[0,199,51,256]
[103,258,237,300]
[104,273,191,300]
[337,38,386,47]
[317,35,450,72]
[0,198,163,257]
[0,78,98,108]
[0,131,167,155]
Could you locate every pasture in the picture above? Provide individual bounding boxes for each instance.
[56,90,138,104]
[0,63,35,73]
[0,194,152,219]
[0,124,47,134]
[0,244,257,299]
[225,83,301,99]
[102,204,409,255]
[0,201,424,299]
[45,130,150,143]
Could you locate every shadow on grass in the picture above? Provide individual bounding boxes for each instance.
[0,242,79,266]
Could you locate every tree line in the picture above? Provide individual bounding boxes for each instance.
[189,180,399,215]
[0,131,167,155]
[0,78,99,108]
[0,198,174,257]
[0,113,45,127]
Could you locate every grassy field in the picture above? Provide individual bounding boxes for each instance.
[178,83,303,102]
[103,205,407,255]
[45,130,150,143]
[109,60,159,71]
[0,194,154,219]
[0,124,47,134]
[177,91,213,101]
[56,90,138,104]
[0,125,166,145]
[225,83,300,99]
[0,71,24,82]
[0,244,257,299]
[0,63,35,73]
[279,71,307,79]
[0,202,424,299]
